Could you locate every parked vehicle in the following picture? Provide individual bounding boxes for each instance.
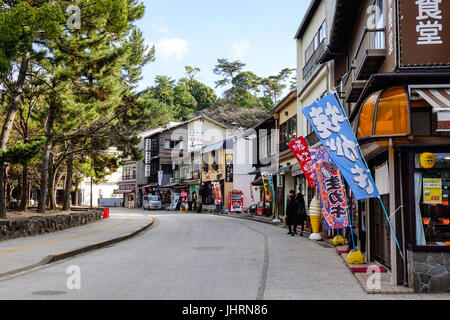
[143,195,162,210]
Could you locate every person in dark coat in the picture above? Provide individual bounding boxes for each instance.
[285,190,299,236]
[296,192,307,237]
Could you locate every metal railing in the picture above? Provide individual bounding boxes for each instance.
[302,39,326,81]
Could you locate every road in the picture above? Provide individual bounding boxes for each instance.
[0,208,449,300]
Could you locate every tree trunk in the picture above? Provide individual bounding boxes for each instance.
[73,176,80,207]
[48,164,56,210]
[20,163,29,211]
[0,163,5,219]
[37,101,57,213]
[0,52,30,218]
[62,153,73,211]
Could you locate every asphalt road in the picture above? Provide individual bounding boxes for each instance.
[0,208,449,300]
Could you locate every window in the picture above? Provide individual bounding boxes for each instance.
[122,167,136,180]
[414,152,450,247]
[279,116,297,152]
[319,21,327,43]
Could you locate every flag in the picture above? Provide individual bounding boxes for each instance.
[302,93,379,201]
[288,136,317,189]
[311,148,349,229]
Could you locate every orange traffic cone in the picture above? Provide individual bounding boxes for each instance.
[103,207,110,219]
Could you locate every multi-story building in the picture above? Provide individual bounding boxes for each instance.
[274,90,298,221]
[317,0,450,292]
[295,0,336,219]
[143,115,228,208]
[247,117,278,217]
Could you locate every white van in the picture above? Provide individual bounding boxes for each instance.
[143,195,162,210]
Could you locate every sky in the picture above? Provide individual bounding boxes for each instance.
[135,0,310,96]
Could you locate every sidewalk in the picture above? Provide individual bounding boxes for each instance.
[0,209,153,279]
[219,212,415,294]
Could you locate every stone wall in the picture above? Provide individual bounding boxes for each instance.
[407,250,450,293]
[0,209,103,241]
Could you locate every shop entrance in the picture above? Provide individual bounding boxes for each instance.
[370,194,391,269]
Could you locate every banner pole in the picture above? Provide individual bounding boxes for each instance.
[332,91,404,258]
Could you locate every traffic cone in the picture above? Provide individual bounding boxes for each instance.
[103,207,109,219]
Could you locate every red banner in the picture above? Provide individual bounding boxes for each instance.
[288,137,317,188]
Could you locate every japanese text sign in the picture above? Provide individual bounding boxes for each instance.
[311,148,349,230]
[302,93,379,201]
[288,137,317,189]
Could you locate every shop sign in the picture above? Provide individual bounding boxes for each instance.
[423,178,442,204]
[119,184,135,191]
[188,130,204,152]
[398,0,450,67]
[225,154,233,183]
[420,152,436,169]
[288,136,317,189]
[311,148,349,230]
[302,93,379,201]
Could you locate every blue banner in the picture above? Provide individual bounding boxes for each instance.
[302,93,379,201]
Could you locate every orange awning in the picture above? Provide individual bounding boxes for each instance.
[355,87,411,140]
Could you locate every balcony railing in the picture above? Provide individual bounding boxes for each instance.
[353,28,386,81]
[279,138,295,153]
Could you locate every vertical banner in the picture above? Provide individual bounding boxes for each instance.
[213,182,223,205]
[225,154,233,183]
[262,172,276,216]
[302,93,379,200]
[250,182,255,203]
[310,148,349,230]
[288,136,317,188]
[158,171,164,186]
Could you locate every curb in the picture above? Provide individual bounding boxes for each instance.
[0,216,154,280]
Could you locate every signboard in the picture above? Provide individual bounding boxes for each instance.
[302,93,379,201]
[188,130,204,152]
[288,136,317,189]
[423,178,443,204]
[398,0,450,67]
[225,154,233,183]
[119,184,135,191]
[311,148,349,230]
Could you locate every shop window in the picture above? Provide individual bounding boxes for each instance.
[414,153,450,247]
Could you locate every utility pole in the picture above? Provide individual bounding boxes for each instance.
[90,176,93,208]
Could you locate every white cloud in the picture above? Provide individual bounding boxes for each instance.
[154,38,190,61]
[157,27,169,34]
[232,40,251,59]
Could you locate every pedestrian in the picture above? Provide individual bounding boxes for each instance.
[285,190,299,236]
[296,192,307,237]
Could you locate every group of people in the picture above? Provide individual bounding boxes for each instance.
[285,190,308,237]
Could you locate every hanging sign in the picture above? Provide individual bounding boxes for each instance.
[288,136,317,188]
[302,93,379,201]
[158,171,164,186]
[311,148,349,229]
[420,152,436,169]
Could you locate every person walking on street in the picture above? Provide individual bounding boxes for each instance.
[286,190,299,236]
[296,192,307,237]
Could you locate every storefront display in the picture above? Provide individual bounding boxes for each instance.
[414,152,450,247]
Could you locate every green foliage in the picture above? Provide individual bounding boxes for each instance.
[0,138,45,165]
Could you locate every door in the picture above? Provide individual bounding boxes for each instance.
[371,194,391,269]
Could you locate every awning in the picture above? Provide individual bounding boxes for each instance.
[415,88,450,131]
[202,141,225,154]
[354,87,410,140]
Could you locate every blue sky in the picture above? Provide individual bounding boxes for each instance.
[136,0,309,96]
